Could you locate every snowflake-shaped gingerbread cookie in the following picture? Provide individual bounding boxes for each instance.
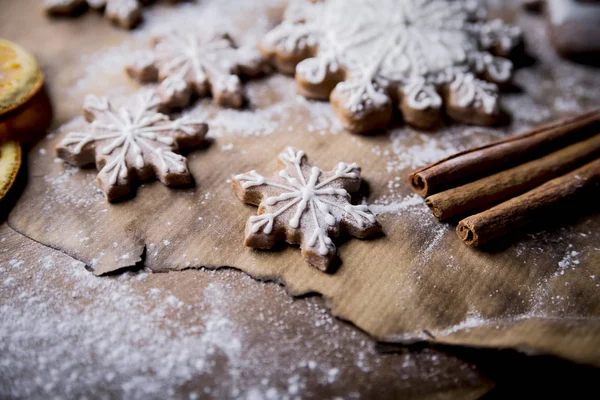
[232,147,381,271]
[261,0,523,133]
[127,32,268,109]
[44,0,181,29]
[57,91,208,201]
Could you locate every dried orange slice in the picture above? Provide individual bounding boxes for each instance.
[0,39,44,117]
[0,141,21,200]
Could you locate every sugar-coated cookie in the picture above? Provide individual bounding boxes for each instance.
[261,0,523,133]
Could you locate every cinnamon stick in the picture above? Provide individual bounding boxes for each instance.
[409,109,600,197]
[456,158,600,247]
[426,133,600,220]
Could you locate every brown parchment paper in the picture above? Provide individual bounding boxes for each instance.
[3,0,600,367]
[0,224,493,399]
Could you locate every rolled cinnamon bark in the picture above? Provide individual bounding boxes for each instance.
[456,158,600,247]
[409,109,600,197]
[426,133,600,220]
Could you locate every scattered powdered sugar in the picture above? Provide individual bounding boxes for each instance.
[425,307,598,343]
[557,246,581,276]
[0,228,484,398]
[1,260,247,398]
[431,312,492,337]
[40,118,106,208]
[42,165,103,209]
[419,311,572,341]
[369,194,424,216]
[294,95,344,136]
[187,102,281,138]
[67,42,138,100]
[182,75,344,139]
[421,225,451,257]
[381,126,505,175]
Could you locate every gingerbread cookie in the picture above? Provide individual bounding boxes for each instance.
[260,0,523,133]
[232,147,381,271]
[44,0,181,29]
[127,32,268,109]
[56,90,208,201]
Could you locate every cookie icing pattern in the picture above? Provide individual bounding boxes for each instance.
[232,147,381,271]
[261,0,523,132]
[127,32,268,109]
[56,91,208,201]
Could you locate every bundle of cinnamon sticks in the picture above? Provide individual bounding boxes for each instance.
[409,110,600,247]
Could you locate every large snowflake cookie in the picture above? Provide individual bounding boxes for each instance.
[56,91,208,201]
[44,0,181,29]
[232,147,381,271]
[260,0,523,133]
[127,32,268,110]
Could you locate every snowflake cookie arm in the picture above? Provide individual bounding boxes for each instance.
[56,94,112,168]
[396,77,444,129]
[330,75,394,133]
[55,128,100,168]
[87,0,107,9]
[203,35,251,109]
[259,17,322,75]
[126,50,159,83]
[44,0,86,15]
[314,162,381,240]
[467,17,521,85]
[445,71,502,126]
[436,16,522,125]
[472,19,523,58]
[231,45,270,77]
[127,33,203,109]
[231,167,292,250]
[230,148,306,246]
[468,51,514,84]
[104,0,143,29]
[199,34,269,109]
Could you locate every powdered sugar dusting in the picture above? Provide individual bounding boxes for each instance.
[182,75,344,139]
[369,194,424,216]
[0,227,485,398]
[557,246,581,276]
[382,126,506,174]
[68,0,288,102]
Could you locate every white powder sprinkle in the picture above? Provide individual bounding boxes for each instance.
[369,194,424,216]
[557,247,581,275]
[1,230,482,398]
